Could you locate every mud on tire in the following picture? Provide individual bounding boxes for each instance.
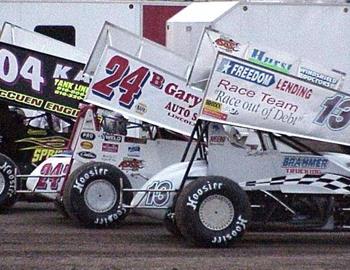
[0,153,18,211]
[175,176,251,247]
[63,162,133,227]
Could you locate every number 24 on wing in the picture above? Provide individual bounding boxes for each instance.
[91,55,151,109]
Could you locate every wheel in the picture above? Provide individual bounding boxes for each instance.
[163,211,182,238]
[62,162,133,227]
[0,153,19,211]
[175,176,251,247]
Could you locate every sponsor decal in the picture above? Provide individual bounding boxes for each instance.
[217,58,275,87]
[127,145,141,157]
[248,49,292,74]
[299,67,338,88]
[102,133,123,143]
[80,132,96,141]
[124,137,147,144]
[135,102,147,115]
[101,154,118,163]
[282,156,328,175]
[275,79,313,100]
[80,141,93,150]
[31,148,62,163]
[209,135,226,145]
[164,101,199,126]
[54,78,88,101]
[202,99,227,120]
[27,129,47,136]
[0,43,89,118]
[102,143,119,153]
[0,89,43,109]
[78,151,96,159]
[215,38,240,52]
[118,158,144,171]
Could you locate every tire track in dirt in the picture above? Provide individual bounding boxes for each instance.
[1,202,350,270]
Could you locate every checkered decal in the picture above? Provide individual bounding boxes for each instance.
[243,174,350,194]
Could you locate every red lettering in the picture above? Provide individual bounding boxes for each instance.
[217,79,230,90]
[150,72,164,89]
[92,55,129,100]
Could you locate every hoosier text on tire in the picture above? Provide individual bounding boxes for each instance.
[0,153,18,211]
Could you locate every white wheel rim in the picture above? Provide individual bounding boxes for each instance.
[0,173,5,195]
[199,194,235,231]
[84,180,118,213]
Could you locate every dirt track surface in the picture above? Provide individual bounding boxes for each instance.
[1,202,350,270]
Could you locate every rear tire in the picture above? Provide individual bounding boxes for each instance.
[0,153,18,211]
[175,176,250,247]
[63,162,132,227]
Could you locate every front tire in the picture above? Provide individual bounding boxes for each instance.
[63,162,133,227]
[175,176,251,247]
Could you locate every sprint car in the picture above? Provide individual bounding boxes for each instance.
[50,24,350,248]
[56,118,350,247]
[0,105,193,216]
[56,24,350,248]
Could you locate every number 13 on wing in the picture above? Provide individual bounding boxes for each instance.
[91,54,150,109]
[314,94,350,131]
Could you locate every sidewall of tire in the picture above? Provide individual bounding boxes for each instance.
[0,153,18,209]
[63,162,132,227]
[175,176,251,247]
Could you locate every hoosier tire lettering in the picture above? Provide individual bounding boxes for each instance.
[186,181,223,210]
[94,208,127,225]
[0,153,19,210]
[211,215,248,244]
[175,176,251,247]
[73,166,109,194]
